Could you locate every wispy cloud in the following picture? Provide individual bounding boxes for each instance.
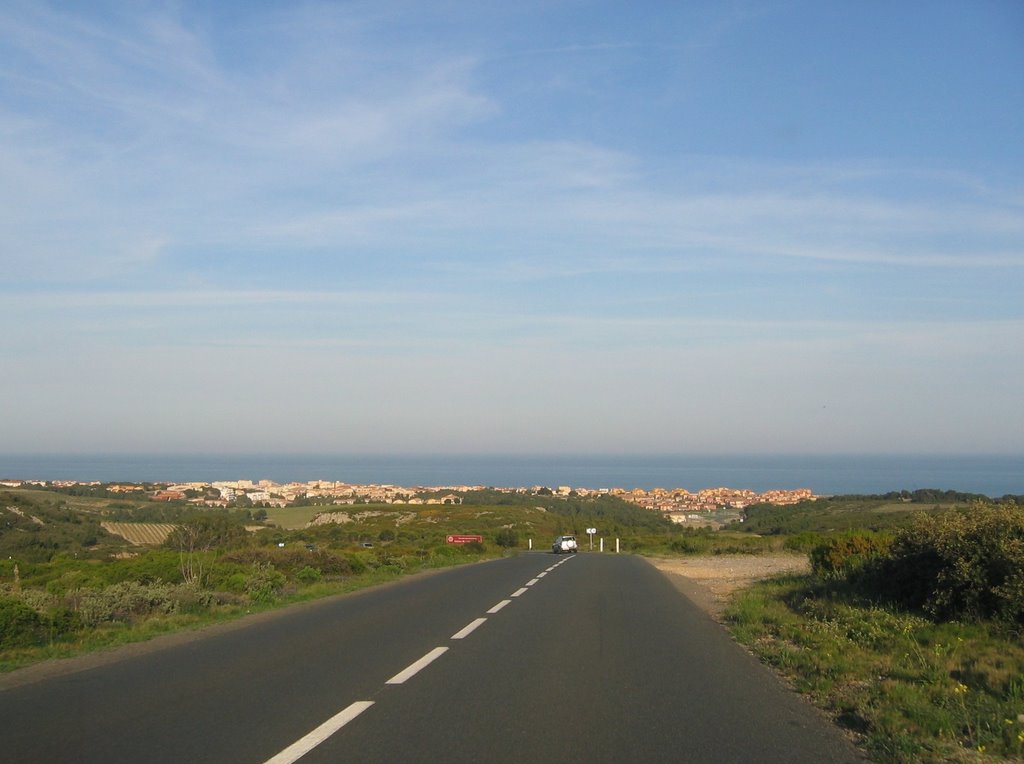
[2,2,1021,455]
[2,2,1019,289]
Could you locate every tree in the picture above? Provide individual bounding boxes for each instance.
[166,516,248,586]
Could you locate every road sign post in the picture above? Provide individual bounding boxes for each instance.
[586,527,596,551]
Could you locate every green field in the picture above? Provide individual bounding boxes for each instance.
[263,505,322,529]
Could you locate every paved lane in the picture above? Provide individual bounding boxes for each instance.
[302,553,861,763]
[0,553,863,763]
[0,555,551,763]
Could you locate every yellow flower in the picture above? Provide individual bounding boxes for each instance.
[953,682,968,695]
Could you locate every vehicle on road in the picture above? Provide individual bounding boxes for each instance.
[552,534,578,554]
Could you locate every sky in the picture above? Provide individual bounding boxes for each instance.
[1,0,1022,456]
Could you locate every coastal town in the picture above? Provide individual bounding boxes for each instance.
[1,477,816,523]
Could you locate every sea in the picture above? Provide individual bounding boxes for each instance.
[0,453,1021,497]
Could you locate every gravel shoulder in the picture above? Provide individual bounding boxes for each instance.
[646,554,810,619]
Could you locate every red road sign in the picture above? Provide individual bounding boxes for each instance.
[446,534,483,544]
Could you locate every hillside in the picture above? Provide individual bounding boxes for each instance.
[731,494,1001,536]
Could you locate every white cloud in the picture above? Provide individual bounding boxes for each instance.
[1,2,1021,456]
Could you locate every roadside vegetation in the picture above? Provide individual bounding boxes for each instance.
[0,486,672,671]
[4,483,1024,762]
[725,500,1024,762]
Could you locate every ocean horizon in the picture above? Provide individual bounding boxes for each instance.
[1,453,1021,497]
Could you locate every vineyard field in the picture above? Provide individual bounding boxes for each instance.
[101,522,177,545]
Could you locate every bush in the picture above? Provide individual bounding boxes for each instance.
[296,566,321,584]
[244,563,286,604]
[784,532,826,554]
[220,548,353,578]
[47,606,82,638]
[72,581,184,627]
[0,597,47,647]
[669,536,712,555]
[494,528,519,548]
[874,503,1024,623]
[809,532,891,580]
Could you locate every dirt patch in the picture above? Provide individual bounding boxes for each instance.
[647,554,809,619]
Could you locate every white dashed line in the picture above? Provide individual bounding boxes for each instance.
[263,701,375,764]
[451,618,487,640]
[386,647,449,684]
[266,563,573,761]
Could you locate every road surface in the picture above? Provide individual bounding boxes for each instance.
[0,553,863,763]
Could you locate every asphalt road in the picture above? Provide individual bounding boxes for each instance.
[0,553,863,763]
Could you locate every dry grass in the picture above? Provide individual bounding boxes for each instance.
[648,554,810,613]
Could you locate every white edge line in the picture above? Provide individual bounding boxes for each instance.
[510,587,529,598]
[487,599,512,614]
[263,701,375,764]
[386,646,449,685]
[451,617,487,640]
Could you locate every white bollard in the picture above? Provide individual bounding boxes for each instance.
[616,538,620,553]
[600,538,604,552]
[528,538,532,550]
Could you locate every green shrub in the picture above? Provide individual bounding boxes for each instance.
[220,548,353,578]
[0,597,47,647]
[223,572,248,594]
[371,548,408,571]
[494,528,519,548]
[784,531,826,553]
[809,532,890,580]
[875,503,1024,623]
[345,554,367,575]
[669,536,712,555]
[296,566,321,584]
[72,581,183,627]
[244,563,286,604]
[102,551,184,585]
[47,606,82,638]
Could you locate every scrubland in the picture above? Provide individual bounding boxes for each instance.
[2,485,1022,761]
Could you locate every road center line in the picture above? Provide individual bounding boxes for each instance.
[525,578,540,586]
[487,599,511,614]
[510,587,529,597]
[263,701,374,764]
[536,571,548,578]
[451,617,487,640]
[386,646,449,685]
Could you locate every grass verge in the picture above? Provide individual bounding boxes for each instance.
[0,552,502,674]
[725,575,1024,762]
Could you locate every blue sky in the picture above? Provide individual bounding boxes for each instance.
[2,1,1022,456]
